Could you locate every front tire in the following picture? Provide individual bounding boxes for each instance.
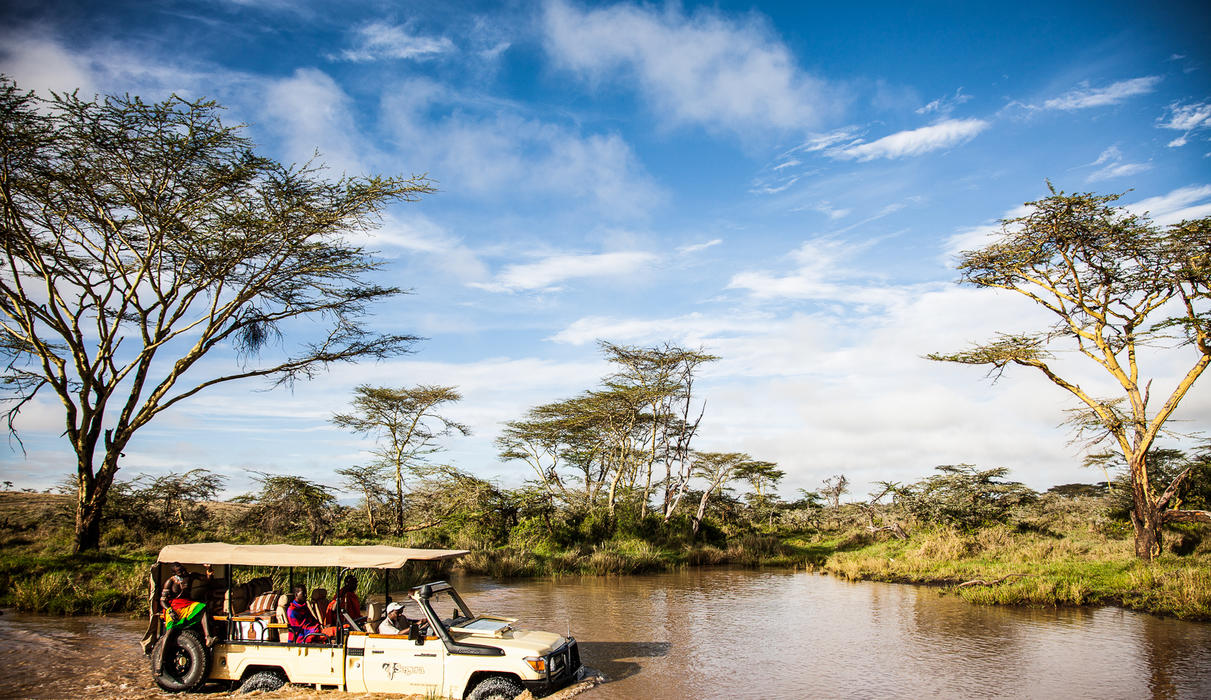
[239,669,287,693]
[468,675,525,700]
[151,628,212,692]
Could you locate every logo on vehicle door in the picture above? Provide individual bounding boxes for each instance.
[383,663,425,680]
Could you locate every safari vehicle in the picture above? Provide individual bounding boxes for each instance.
[143,543,583,698]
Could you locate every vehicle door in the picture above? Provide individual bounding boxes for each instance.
[362,630,444,694]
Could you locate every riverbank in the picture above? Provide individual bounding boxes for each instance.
[2,491,1208,621]
[822,525,1211,621]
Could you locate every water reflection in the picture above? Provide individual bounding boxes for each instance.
[454,570,1211,700]
[1,570,1209,699]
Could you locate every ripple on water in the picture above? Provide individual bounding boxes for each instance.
[3,570,1211,700]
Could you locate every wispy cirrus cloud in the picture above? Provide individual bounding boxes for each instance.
[916,87,972,116]
[1158,100,1211,148]
[678,239,722,255]
[330,22,454,62]
[471,250,658,293]
[1084,146,1151,183]
[542,0,836,135]
[827,119,989,162]
[1040,76,1162,110]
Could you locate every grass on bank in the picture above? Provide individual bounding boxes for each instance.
[822,524,1211,620]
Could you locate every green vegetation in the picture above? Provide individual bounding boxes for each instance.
[3,449,1209,620]
[927,186,1211,560]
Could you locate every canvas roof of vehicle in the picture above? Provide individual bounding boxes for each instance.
[156,543,469,569]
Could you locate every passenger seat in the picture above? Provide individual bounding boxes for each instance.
[273,594,291,642]
[364,602,379,634]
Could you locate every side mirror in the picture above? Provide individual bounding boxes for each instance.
[409,621,422,644]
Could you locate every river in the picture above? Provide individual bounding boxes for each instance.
[3,569,1209,699]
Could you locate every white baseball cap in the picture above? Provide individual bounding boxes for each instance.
[386,602,404,614]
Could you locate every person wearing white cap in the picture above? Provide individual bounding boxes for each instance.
[379,601,423,635]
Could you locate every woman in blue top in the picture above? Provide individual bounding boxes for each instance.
[286,586,327,643]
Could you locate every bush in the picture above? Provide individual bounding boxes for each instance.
[895,464,1037,530]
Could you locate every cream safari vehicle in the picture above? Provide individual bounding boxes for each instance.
[143,543,583,698]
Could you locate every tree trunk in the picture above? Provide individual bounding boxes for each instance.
[395,464,404,536]
[74,497,104,553]
[691,490,711,537]
[1129,456,1162,561]
[73,449,119,553]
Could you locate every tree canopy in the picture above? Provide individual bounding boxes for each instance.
[0,78,433,551]
[928,185,1211,558]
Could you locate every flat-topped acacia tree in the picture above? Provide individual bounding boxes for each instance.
[0,79,433,552]
[928,186,1210,560]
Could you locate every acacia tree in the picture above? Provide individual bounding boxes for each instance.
[0,80,432,552]
[331,385,469,535]
[928,187,1211,559]
[599,342,717,518]
[336,463,391,536]
[689,452,774,536]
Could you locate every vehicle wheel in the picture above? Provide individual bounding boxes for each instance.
[151,628,212,692]
[468,675,526,700]
[238,669,287,693]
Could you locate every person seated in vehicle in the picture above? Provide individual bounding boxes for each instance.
[378,601,429,635]
[286,585,328,644]
[159,562,218,647]
[324,574,363,626]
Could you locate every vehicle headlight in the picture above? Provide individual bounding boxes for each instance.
[524,656,546,673]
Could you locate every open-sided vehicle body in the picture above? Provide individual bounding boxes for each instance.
[144,543,583,698]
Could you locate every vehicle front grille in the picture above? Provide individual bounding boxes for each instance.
[547,638,581,682]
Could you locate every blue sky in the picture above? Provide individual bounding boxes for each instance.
[2,0,1209,501]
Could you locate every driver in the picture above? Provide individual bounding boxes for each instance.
[378,601,427,635]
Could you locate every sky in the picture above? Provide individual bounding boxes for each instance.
[1,0,1209,502]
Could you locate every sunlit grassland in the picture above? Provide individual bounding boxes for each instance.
[821,524,1211,620]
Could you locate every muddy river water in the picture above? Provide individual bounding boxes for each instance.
[3,569,1210,699]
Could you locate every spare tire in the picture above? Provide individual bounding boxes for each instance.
[151,628,212,692]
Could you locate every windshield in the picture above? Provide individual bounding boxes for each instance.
[422,587,474,627]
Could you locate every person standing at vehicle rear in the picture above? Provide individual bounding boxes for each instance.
[159,562,217,647]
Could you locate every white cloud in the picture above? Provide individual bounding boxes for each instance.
[471,251,658,293]
[678,239,722,255]
[383,79,662,217]
[726,238,922,307]
[261,69,364,175]
[1083,146,1151,183]
[1158,100,1211,148]
[941,203,1032,261]
[1088,162,1152,183]
[542,0,834,135]
[916,87,972,116]
[332,22,454,62]
[1126,185,1211,226]
[0,31,95,97]
[811,202,851,220]
[368,214,489,282]
[1041,76,1162,110]
[828,119,989,161]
